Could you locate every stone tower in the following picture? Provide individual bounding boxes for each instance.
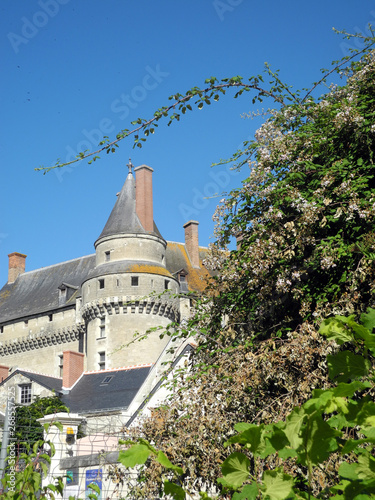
[80,163,180,371]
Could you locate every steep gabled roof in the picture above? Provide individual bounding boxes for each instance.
[62,365,152,413]
[0,369,63,393]
[0,255,95,323]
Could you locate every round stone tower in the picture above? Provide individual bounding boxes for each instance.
[81,162,179,371]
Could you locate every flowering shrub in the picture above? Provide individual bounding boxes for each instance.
[120,34,375,499]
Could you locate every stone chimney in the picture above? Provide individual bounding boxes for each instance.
[0,365,9,382]
[8,252,27,284]
[134,164,154,232]
[62,351,84,389]
[183,220,200,268]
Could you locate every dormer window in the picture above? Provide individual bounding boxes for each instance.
[58,283,78,305]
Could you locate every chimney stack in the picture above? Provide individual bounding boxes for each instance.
[134,165,154,232]
[62,351,84,389]
[0,365,9,382]
[183,220,200,268]
[8,252,27,284]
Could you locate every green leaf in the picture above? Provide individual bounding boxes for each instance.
[284,407,305,449]
[319,317,354,344]
[88,482,100,494]
[327,351,369,382]
[232,483,259,500]
[356,453,375,480]
[301,414,339,466]
[221,452,251,489]
[261,469,294,500]
[338,461,359,480]
[163,481,186,500]
[118,444,151,467]
[157,450,183,475]
[360,307,375,333]
[226,424,263,455]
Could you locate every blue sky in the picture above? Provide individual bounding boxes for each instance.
[0,0,374,283]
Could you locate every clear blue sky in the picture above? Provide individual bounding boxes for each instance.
[0,0,373,283]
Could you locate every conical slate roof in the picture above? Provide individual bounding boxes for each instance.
[97,172,146,241]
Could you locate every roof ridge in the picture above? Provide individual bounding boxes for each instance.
[17,368,62,379]
[20,254,96,276]
[83,363,153,375]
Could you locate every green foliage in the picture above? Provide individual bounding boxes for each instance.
[35,29,375,174]
[1,435,64,499]
[118,438,185,499]
[15,396,68,451]
[122,310,374,499]
[116,34,375,499]
[217,310,375,499]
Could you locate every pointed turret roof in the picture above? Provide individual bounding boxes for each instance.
[97,169,146,241]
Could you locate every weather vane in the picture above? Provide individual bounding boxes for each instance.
[127,158,134,174]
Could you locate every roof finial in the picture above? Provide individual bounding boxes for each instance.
[127,158,134,175]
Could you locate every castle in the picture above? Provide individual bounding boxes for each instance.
[0,162,210,415]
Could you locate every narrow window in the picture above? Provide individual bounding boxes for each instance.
[58,355,63,378]
[24,320,28,327]
[99,318,106,338]
[98,352,106,370]
[116,278,120,287]
[99,279,105,289]
[48,314,53,322]
[0,326,3,334]
[164,280,169,290]
[105,251,110,262]
[20,384,32,404]
[131,276,139,287]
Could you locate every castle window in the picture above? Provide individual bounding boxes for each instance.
[0,326,3,334]
[99,318,106,338]
[48,314,53,322]
[19,384,32,404]
[24,320,28,327]
[116,278,120,287]
[99,279,105,289]
[105,251,110,262]
[58,355,63,377]
[98,352,106,370]
[164,280,169,290]
[131,276,139,287]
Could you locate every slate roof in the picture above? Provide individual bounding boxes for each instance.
[0,369,63,393]
[0,172,212,324]
[0,255,96,324]
[61,366,152,413]
[97,172,146,240]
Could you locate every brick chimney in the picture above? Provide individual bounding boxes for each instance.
[183,220,200,268]
[62,351,84,389]
[0,365,9,382]
[8,252,27,284]
[134,165,154,232]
